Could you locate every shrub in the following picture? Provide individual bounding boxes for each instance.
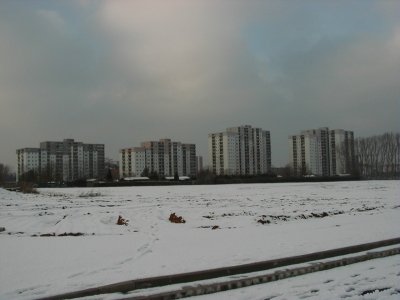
[19,182,39,194]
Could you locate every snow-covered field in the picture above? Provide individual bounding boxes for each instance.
[0,180,399,299]
[194,254,400,300]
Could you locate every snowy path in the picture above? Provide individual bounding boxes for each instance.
[193,254,400,300]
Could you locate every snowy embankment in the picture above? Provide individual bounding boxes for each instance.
[0,181,399,299]
[193,254,400,300]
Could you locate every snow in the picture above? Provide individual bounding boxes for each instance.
[0,180,399,299]
[122,177,149,181]
[99,248,400,300]
[193,255,400,300]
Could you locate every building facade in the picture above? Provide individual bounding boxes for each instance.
[16,148,42,182]
[16,139,105,182]
[289,127,354,176]
[119,139,196,178]
[208,125,272,176]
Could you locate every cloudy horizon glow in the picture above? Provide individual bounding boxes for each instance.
[1,0,399,171]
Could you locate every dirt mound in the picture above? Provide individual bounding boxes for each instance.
[117,215,129,225]
[169,213,186,223]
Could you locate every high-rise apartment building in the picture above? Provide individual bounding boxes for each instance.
[208,125,271,175]
[16,148,43,181]
[119,139,196,178]
[289,127,354,176]
[16,139,105,182]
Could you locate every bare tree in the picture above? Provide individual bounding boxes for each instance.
[335,143,348,174]
[355,132,400,179]
[0,163,11,184]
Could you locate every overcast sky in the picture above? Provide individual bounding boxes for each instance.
[1,0,399,171]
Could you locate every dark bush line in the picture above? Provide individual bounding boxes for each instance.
[14,174,363,188]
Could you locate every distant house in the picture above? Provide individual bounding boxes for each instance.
[121,177,149,181]
[165,176,191,181]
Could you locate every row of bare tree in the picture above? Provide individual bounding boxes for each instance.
[0,163,12,184]
[355,132,400,178]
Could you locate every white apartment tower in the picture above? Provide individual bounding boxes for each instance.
[16,148,43,182]
[119,139,196,178]
[16,139,105,182]
[208,125,271,176]
[289,127,354,176]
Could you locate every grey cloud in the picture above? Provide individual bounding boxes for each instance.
[0,0,399,170]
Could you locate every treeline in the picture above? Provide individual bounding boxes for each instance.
[0,163,15,185]
[195,171,360,185]
[355,132,400,179]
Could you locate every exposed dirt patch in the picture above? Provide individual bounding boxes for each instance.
[360,287,391,296]
[169,213,186,223]
[257,219,270,225]
[58,232,85,237]
[34,232,87,237]
[117,215,129,225]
